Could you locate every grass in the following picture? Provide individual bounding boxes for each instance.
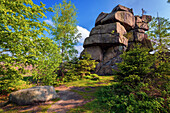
[66,76,116,113]
[70,89,95,100]
[68,99,109,113]
[64,76,115,87]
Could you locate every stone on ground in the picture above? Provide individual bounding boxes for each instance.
[9,86,59,105]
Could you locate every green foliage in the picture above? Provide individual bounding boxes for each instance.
[96,85,169,113]
[32,38,62,86]
[51,0,81,62]
[84,74,100,81]
[0,78,32,94]
[96,44,169,113]
[147,17,170,52]
[62,57,81,82]
[0,0,60,92]
[115,44,155,87]
[61,53,98,82]
[77,52,97,78]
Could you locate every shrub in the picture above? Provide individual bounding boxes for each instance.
[77,52,97,78]
[96,44,169,112]
[84,74,100,81]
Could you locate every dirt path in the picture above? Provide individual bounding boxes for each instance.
[1,85,96,113]
[47,86,92,113]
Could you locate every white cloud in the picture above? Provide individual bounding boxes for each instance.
[76,26,90,43]
[44,19,55,27]
[75,26,90,56]
[74,45,84,56]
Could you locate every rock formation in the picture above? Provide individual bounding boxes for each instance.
[81,5,153,75]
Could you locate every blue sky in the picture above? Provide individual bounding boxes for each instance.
[33,0,170,30]
[32,0,170,54]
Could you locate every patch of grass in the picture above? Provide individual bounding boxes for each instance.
[68,76,116,113]
[68,99,109,113]
[65,76,115,87]
[51,98,60,102]
[39,104,52,112]
[39,98,60,112]
[84,87,91,91]
[0,109,4,112]
[0,109,19,113]
[70,89,95,100]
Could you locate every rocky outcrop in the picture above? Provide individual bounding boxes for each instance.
[81,4,153,75]
[9,86,59,105]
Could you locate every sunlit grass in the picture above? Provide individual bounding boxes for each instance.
[65,76,115,87]
[68,99,109,113]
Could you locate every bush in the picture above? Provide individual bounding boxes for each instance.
[77,52,98,78]
[96,44,169,113]
[84,74,100,81]
[60,53,98,82]
[97,84,169,113]
[0,78,32,94]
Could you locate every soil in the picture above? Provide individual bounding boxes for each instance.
[47,86,95,113]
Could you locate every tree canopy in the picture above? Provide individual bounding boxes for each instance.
[0,0,61,92]
[147,17,170,52]
[51,0,81,62]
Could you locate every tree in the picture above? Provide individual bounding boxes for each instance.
[51,0,81,62]
[32,38,62,86]
[0,0,61,93]
[168,0,170,3]
[77,53,97,78]
[147,17,170,52]
[115,44,155,87]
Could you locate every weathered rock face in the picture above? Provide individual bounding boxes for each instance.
[81,4,153,75]
[90,22,127,36]
[9,86,59,105]
[81,46,103,62]
[100,11,135,31]
[84,34,128,47]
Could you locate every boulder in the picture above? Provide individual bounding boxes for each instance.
[135,29,145,33]
[101,11,135,31]
[135,16,142,23]
[9,86,58,105]
[127,37,153,51]
[124,30,146,42]
[83,33,128,47]
[111,4,133,14]
[90,22,127,36]
[103,46,125,64]
[141,38,153,50]
[81,46,103,62]
[141,15,152,23]
[97,55,122,75]
[97,65,113,75]
[135,22,149,31]
[95,12,108,26]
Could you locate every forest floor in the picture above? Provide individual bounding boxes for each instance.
[0,76,115,113]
